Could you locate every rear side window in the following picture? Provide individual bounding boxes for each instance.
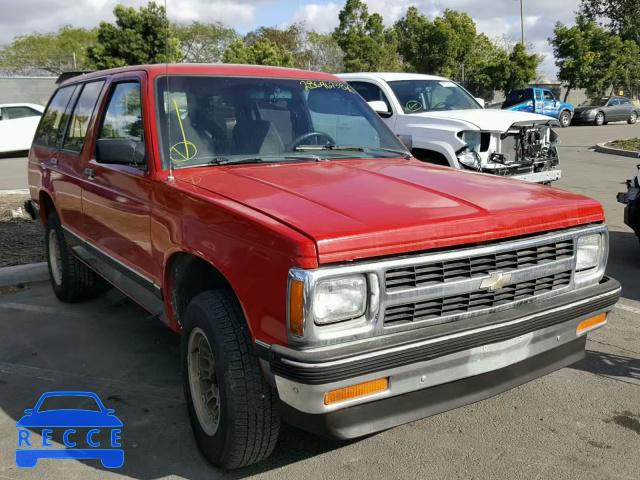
[34,86,76,148]
[99,82,143,141]
[1,106,41,120]
[63,81,105,153]
[535,90,542,100]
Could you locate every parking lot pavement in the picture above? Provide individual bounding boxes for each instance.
[0,124,639,480]
[0,156,28,191]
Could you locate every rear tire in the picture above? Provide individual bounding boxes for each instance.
[45,211,99,302]
[559,111,571,128]
[595,112,605,126]
[181,290,280,469]
[629,112,638,125]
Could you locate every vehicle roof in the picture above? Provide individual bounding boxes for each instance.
[338,72,449,82]
[0,103,44,110]
[59,63,341,86]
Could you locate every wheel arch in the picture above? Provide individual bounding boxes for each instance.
[163,251,245,333]
[410,140,460,168]
[38,190,57,228]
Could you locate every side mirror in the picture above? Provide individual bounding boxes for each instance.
[368,100,392,118]
[475,98,485,108]
[96,138,146,167]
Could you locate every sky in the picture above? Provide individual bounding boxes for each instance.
[0,0,583,77]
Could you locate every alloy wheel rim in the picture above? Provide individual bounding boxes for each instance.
[597,113,604,124]
[631,113,637,123]
[188,327,220,436]
[562,113,570,126]
[48,230,62,285]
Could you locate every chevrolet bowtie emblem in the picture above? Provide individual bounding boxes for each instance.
[480,271,512,291]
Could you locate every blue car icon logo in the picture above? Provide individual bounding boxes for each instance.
[15,391,123,468]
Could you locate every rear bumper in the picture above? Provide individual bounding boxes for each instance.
[260,277,620,439]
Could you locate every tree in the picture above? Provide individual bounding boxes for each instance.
[549,16,635,99]
[333,0,402,72]
[222,39,294,67]
[462,34,509,102]
[305,31,344,73]
[395,7,477,79]
[244,23,311,69]
[581,0,640,44]
[86,1,181,69]
[0,26,97,75]
[497,43,541,96]
[173,21,238,63]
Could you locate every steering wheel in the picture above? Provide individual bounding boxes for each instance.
[432,102,448,110]
[286,131,335,152]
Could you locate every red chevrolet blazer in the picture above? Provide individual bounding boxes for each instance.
[26,64,620,469]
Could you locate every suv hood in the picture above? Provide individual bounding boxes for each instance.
[411,109,556,132]
[177,159,603,264]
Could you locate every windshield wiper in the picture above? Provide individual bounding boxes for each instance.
[295,144,365,152]
[174,155,325,169]
[374,147,412,160]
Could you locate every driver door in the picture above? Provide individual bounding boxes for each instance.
[81,73,159,285]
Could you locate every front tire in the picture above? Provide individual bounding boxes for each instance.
[629,112,638,125]
[181,290,280,469]
[45,211,99,302]
[559,111,571,128]
[595,112,605,126]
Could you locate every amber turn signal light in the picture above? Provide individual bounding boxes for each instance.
[324,378,389,405]
[577,313,607,334]
[289,280,305,336]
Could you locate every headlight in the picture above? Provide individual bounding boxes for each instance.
[461,131,481,151]
[576,234,602,272]
[313,275,367,325]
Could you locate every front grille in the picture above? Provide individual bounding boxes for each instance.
[385,240,573,291]
[384,270,572,327]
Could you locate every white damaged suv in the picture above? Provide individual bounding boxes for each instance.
[339,73,561,184]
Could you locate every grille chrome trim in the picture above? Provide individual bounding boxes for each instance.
[288,224,609,348]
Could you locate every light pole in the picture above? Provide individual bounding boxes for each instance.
[519,0,524,45]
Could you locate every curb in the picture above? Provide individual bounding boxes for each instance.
[0,262,49,287]
[595,143,640,159]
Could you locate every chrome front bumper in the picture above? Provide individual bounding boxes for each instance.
[259,277,620,436]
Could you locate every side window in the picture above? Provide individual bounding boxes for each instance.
[543,91,554,102]
[99,82,143,141]
[535,90,542,100]
[3,106,41,120]
[63,81,105,153]
[609,98,619,106]
[34,86,77,148]
[349,82,392,112]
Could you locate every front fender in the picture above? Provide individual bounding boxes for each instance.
[411,140,461,168]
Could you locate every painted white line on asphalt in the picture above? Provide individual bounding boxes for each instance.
[615,303,640,315]
[0,189,29,194]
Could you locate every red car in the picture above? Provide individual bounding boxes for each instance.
[26,64,620,469]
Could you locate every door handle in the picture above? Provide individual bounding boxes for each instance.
[50,158,58,165]
[84,168,95,179]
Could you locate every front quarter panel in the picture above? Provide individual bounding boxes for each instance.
[151,176,318,345]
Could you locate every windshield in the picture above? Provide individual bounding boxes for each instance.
[580,98,609,107]
[155,76,409,169]
[387,79,482,114]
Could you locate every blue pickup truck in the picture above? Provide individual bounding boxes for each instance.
[502,88,574,128]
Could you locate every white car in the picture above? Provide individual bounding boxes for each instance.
[0,103,44,155]
[339,73,562,184]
